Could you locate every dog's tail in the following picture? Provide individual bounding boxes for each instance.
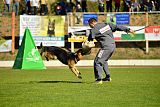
[40,42,43,49]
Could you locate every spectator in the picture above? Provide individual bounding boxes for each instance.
[145,0,155,12]
[13,0,20,16]
[139,0,145,11]
[106,0,112,12]
[75,0,80,5]
[30,0,40,15]
[0,5,2,16]
[123,0,128,11]
[76,4,82,12]
[98,0,105,12]
[124,0,132,12]
[131,0,139,12]
[3,0,12,16]
[76,4,82,24]
[55,2,62,15]
[115,0,121,12]
[40,0,48,15]
[81,0,88,12]
[60,0,67,15]
[25,0,31,14]
[155,0,159,11]
[66,0,75,13]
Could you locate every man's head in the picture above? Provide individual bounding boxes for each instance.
[88,18,97,28]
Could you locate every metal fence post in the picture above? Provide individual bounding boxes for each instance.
[146,40,149,53]
[70,13,74,52]
[12,12,15,54]
[145,12,149,54]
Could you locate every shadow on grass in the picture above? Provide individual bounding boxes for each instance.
[30,81,84,84]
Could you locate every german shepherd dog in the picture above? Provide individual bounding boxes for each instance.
[40,43,85,79]
[47,19,55,37]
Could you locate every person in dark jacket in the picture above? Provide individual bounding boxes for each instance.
[81,0,87,12]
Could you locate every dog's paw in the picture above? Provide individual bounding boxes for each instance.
[78,75,82,79]
[79,72,81,75]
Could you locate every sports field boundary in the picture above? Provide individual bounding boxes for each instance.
[0,60,160,67]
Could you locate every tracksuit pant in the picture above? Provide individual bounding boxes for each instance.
[94,43,116,79]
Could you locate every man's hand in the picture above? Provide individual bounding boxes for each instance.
[82,40,95,55]
[82,40,95,48]
[130,30,135,37]
[130,29,134,33]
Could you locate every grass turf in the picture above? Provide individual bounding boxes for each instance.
[0,67,160,107]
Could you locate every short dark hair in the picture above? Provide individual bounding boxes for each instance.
[88,18,97,24]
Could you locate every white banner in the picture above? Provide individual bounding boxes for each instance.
[145,26,160,40]
[0,40,12,52]
[113,26,145,37]
[20,15,65,46]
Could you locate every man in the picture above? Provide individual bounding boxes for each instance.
[155,0,159,11]
[98,0,105,12]
[40,0,48,15]
[13,0,20,16]
[66,0,75,13]
[139,0,145,11]
[144,0,155,12]
[25,0,31,14]
[106,0,112,12]
[115,0,120,12]
[76,4,82,24]
[81,0,87,12]
[60,0,67,15]
[30,0,40,15]
[87,18,134,84]
[55,2,62,15]
[131,0,139,12]
[3,0,12,16]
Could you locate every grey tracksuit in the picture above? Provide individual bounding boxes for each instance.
[88,23,130,79]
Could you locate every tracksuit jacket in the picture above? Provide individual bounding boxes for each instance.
[88,23,130,79]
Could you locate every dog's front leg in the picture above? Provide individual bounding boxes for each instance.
[74,66,81,75]
[69,67,82,79]
[73,67,82,79]
[68,60,82,79]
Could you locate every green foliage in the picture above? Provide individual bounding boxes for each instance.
[50,2,58,15]
[0,68,160,106]
[87,1,99,12]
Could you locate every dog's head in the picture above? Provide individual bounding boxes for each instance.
[74,49,84,61]
[48,19,55,31]
[40,43,57,61]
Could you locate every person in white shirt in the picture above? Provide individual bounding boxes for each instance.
[30,0,40,15]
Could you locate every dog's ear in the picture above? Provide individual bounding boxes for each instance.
[77,52,82,60]
[40,42,44,56]
[75,49,84,55]
[49,19,51,23]
[40,42,43,49]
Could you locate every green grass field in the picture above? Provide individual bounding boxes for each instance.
[0,67,160,107]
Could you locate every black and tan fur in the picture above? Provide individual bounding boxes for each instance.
[47,19,55,37]
[40,43,84,79]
